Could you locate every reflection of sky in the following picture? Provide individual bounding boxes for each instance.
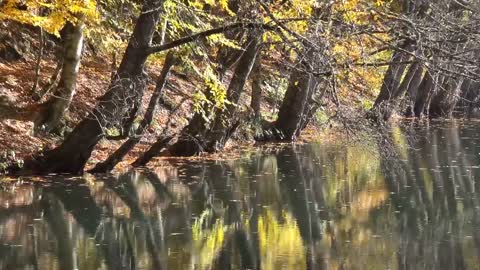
[1,121,480,269]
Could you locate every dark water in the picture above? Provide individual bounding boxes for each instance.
[2,121,480,270]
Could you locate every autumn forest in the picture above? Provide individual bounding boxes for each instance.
[0,0,476,174]
[2,1,480,269]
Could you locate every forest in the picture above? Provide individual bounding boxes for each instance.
[0,0,479,175]
[4,1,480,269]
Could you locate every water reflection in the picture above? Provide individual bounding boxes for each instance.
[1,121,480,269]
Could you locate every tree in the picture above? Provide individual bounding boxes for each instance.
[163,28,263,157]
[35,17,85,134]
[0,0,97,133]
[369,0,426,121]
[22,0,265,173]
[90,51,178,173]
[273,1,331,140]
[25,0,165,173]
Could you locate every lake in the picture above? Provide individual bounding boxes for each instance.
[1,121,480,269]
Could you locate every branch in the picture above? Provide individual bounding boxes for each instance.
[146,22,269,55]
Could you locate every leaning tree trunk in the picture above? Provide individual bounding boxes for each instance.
[273,46,320,141]
[165,30,262,157]
[369,0,429,121]
[381,61,422,120]
[90,52,177,173]
[413,70,435,117]
[404,65,424,117]
[24,0,164,174]
[369,44,414,121]
[273,2,332,141]
[250,56,263,121]
[34,19,84,134]
[205,30,262,152]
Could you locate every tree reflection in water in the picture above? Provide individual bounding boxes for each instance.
[1,121,480,269]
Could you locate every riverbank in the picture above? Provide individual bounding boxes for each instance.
[0,54,332,174]
[0,22,373,175]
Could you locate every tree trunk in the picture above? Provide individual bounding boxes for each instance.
[274,46,321,141]
[90,52,177,173]
[34,19,84,134]
[429,77,465,118]
[369,44,413,121]
[167,30,262,156]
[404,65,424,117]
[30,27,44,95]
[413,71,435,117]
[382,61,421,120]
[269,1,329,141]
[250,56,263,120]
[24,0,164,174]
[205,31,262,152]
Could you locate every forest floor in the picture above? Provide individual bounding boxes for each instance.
[0,54,213,172]
[0,23,369,174]
[1,52,323,173]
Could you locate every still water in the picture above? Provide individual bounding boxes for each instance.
[1,121,480,270]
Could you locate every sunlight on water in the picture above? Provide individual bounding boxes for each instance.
[1,121,480,269]
[258,209,306,270]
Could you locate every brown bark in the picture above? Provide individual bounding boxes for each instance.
[132,136,174,167]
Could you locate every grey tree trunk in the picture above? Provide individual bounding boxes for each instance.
[404,65,424,117]
[31,27,44,95]
[205,31,262,152]
[369,0,428,121]
[413,71,435,117]
[250,57,263,120]
[272,2,331,141]
[274,47,320,141]
[381,61,421,120]
[166,30,262,157]
[429,77,465,118]
[369,45,413,121]
[35,19,84,134]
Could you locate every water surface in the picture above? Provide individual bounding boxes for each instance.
[1,121,480,269]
